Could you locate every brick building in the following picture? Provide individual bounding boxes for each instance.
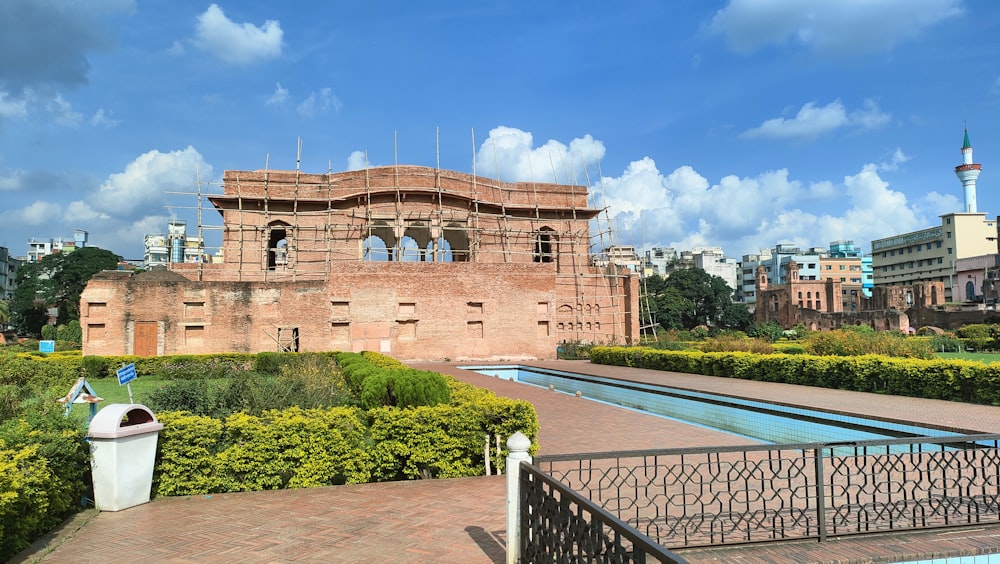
[80,165,639,361]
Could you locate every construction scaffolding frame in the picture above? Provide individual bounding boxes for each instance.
[166,133,639,347]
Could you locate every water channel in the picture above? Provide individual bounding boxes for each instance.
[461,364,970,445]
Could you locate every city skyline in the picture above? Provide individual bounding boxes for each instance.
[1,1,997,260]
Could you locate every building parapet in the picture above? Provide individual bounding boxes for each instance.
[872,227,942,251]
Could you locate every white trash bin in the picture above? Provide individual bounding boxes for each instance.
[87,404,164,511]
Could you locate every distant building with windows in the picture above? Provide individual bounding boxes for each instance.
[644,247,677,276]
[819,240,870,310]
[143,220,206,267]
[738,244,828,306]
[26,230,88,262]
[0,246,21,300]
[871,130,997,302]
[870,213,996,302]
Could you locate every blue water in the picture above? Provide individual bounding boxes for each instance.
[902,557,1000,564]
[462,365,967,446]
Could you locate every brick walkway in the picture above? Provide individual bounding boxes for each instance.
[16,360,1000,563]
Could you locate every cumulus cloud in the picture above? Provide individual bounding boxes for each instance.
[296,88,341,118]
[709,0,963,55]
[475,126,606,184]
[7,200,64,226]
[741,99,890,140]
[86,146,212,217]
[589,152,928,259]
[346,150,367,171]
[194,4,283,65]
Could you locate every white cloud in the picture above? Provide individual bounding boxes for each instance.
[88,146,212,217]
[89,108,120,128]
[47,95,83,127]
[879,148,910,172]
[475,126,606,184]
[296,88,341,118]
[590,151,926,258]
[0,169,25,191]
[346,150,367,171]
[742,99,890,140]
[0,90,28,120]
[266,82,289,106]
[13,201,63,226]
[709,0,963,55]
[194,4,283,65]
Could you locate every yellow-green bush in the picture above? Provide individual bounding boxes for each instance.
[590,346,1000,405]
[153,406,370,495]
[0,414,88,561]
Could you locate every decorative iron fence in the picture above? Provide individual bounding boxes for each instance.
[531,434,1000,549]
[519,462,687,563]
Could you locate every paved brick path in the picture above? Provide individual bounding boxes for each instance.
[16,360,1000,563]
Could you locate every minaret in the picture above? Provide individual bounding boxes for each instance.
[955,128,982,213]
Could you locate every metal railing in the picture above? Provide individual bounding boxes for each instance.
[519,462,686,563]
[531,434,1000,549]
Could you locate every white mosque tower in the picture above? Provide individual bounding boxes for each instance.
[955,128,982,213]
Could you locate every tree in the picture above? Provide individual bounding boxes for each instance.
[10,247,121,336]
[0,300,9,328]
[641,268,744,331]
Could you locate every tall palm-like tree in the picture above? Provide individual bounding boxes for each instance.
[0,300,9,330]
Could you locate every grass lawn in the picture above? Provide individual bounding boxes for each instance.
[936,351,1000,364]
[87,376,168,404]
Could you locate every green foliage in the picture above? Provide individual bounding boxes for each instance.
[11,247,121,335]
[153,407,371,495]
[152,412,224,496]
[0,412,88,560]
[41,324,57,341]
[957,324,999,352]
[81,355,110,379]
[747,321,784,343]
[557,340,593,359]
[589,345,1000,405]
[55,320,83,348]
[145,356,352,418]
[643,269,739,331]
[804,328,933,359]
[699,335,773,354]
[360,368,452,409]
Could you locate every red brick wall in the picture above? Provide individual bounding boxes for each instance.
[81,166,639,360]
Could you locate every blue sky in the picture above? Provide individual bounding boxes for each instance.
[1,0,998,261]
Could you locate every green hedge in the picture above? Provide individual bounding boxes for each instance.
[589,346,1000,404]
[149,352,538,496]
[0,414,88,561]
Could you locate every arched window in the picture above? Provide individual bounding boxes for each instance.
[363,221,395,261]
[427,237,454,262]
[398,236,422,262]
[443,222,470,262]
[363,235,391,261]
[966,281,976,302]
[267,222,290,270]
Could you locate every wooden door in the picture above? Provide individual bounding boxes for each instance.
[133,322,158,357]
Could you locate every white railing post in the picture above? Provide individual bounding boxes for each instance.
[506,431,532,564]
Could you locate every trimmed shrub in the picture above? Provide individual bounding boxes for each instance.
[360,368,452,409]
[0,412,88,561]
[589,345,1000,405]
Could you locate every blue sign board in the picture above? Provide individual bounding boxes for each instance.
[117,363,138,386]
[39,340,55,353]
